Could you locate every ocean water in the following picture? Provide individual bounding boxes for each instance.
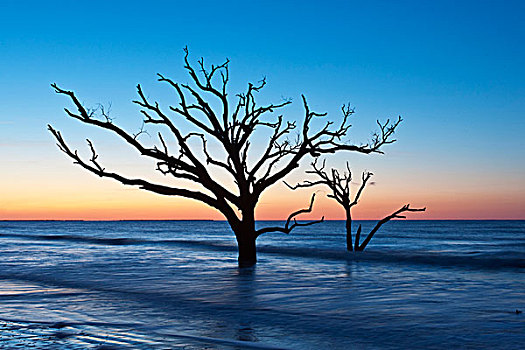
[0,220,523,349]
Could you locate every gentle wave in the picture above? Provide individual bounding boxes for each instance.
[257,245,525,269]
[154,332,291,349]
[0,232,231,248]
[0,316,143,328]
[0,316,288,350]
[1,232,523,269]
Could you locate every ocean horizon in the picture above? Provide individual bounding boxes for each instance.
[3,219,523,221]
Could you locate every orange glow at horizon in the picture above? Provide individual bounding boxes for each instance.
[2,157,524,221]
[2,182,524,221]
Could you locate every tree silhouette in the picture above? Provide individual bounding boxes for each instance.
[286,159,425,251]
[48,48,401,267]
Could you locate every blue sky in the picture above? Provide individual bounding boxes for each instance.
[1,0,524,219]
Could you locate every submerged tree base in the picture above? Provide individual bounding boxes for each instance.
[237,237,258,268]
[238,259,257,268]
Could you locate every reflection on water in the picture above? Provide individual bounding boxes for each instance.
[0,220,523,349]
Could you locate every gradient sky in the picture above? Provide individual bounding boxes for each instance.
[1,0,524,220]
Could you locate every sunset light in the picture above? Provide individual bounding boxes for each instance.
[0,1,524,349]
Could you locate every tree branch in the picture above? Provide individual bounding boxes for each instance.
[357,204,426,251]
[48,125,226,212]
[255,193,324,236]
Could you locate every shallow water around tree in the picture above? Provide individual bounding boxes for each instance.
[0,220,523,349]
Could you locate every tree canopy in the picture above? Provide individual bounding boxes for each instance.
[49,48,401,266]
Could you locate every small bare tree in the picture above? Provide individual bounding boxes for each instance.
[48,48,401,266]
[286,159,425,251]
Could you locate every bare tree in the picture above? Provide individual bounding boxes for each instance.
[48,48,401,267]
[286,160,425,251]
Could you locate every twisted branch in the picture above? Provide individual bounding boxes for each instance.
[357,204,426,251]
[255,194,324,236]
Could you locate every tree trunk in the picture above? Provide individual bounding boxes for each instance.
[345,207,353,251]
[234,213,258,268]
[236,234,257,267]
